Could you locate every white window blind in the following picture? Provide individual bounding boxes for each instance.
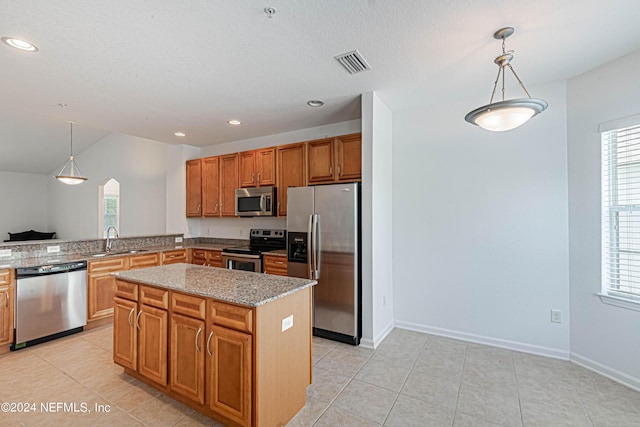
[602,123,640,302]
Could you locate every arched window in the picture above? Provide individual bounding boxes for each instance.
[99,178,120,238]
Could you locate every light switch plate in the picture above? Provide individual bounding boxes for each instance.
[47,245,60,253]
[281,315,294,332]
[175,237,183,243]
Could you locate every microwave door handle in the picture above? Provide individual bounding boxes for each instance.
[308,214,313,279]
[314,214,321,279]
[260,194,266,211]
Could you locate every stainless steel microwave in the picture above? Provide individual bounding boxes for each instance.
[235,186,277,217]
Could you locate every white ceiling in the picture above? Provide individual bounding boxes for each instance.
[2,0,640,175]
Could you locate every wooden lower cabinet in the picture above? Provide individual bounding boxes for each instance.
[138,304,168,386]
[87,257,129,323]
[207,325,252,426]
[162,249,188,265]
[170,313,206,405]
[113,296,137,369]
[263,255,288,276]
[113,279,311,427]
[192,249,223,268]
[0,269,14,350]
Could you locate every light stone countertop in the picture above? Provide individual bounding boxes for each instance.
[114,263,316,307]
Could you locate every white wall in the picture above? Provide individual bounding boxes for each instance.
[200,120,361,158]
[361,92,394,348]
[0,171,49,239]
[166,144,201,237]
[392,80,571,357]
[567,48,640,388]
[48,132,168,240]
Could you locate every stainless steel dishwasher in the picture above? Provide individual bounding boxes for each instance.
[12,261,87,350]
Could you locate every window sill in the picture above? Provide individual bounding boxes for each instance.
[597,293,640,312]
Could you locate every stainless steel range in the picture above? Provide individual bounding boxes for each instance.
[222,229,286,273]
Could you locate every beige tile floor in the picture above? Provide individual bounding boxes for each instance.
[1,326,639,426]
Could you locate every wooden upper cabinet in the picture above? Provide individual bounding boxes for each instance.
[277,143,306,216]
[239,148,276,188]
[202,156,220,217]
[256,148,276,186]
[220,153,239,217]
[186,159,202,217]
[239,151,256,188]
[307,133,362,184]
[336,133,362,181]
[307,138,335,184]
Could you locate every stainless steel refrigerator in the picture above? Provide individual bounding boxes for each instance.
[286,183,360,345]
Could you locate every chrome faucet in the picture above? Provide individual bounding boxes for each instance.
[105,226,119,252]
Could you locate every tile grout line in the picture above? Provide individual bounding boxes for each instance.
[450,343,468,427]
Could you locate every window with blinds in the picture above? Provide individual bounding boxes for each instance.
[602,123,640,302]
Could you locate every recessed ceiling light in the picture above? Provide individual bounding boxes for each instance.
[307,100,325,107]
[227,120,242,125]
[174,132,186,137]
[2,37,38,52]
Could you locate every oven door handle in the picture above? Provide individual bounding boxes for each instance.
[222,252,261,259]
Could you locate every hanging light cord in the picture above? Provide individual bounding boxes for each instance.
[487,36,533,105]
[69,122,74,158]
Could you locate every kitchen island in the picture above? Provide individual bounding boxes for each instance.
[113,263,316,427]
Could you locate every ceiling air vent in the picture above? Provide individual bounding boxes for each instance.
[334,50,372,74]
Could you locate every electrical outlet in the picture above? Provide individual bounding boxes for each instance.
[175,237,183,243]
[551,309,562,323]
[47,245,60,253]
[0,249,11,257]
[281,315,294,332]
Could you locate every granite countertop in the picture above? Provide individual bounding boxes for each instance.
[115,263,316,307]
[263,249,287,257]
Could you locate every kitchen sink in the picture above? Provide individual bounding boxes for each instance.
[91,249,150,257]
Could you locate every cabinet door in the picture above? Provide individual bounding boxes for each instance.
[0,285,13,345]
[202,156,220,217]
[277,143,306,216]
[239,151,256,188]
[336,133,362,181]
[220,154,239,217]
[256,148,276,187]
[207,325,252,426]
[113,297,137,370]
[170,313,205,405]
[138,304,168,386]
[307,138,335,184]
[186,159,202,217]
[191,249,207,266]
[88,273,116,321]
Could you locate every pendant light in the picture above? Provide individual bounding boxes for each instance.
[465,27,547,132]
[55,122,88,185]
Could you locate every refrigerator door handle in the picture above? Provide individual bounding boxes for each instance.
[314,214,321,279]
[311,214,318,280]
[308,214,314,279]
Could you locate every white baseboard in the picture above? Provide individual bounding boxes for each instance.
[359,320,395,349]
[571,352,640,392]
[394,320,570,360]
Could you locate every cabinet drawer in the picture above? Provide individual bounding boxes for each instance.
[206,250,223,268]
[140,285,169,309]
[162,249,187,264]
[263,255,287,276]
[172,292,206,320]
[129,253,160,270]
[89,257,129,273]
[115,279,138,301]
[192,249,207,265]
[209,300,253,334]
[0,269,12,285]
